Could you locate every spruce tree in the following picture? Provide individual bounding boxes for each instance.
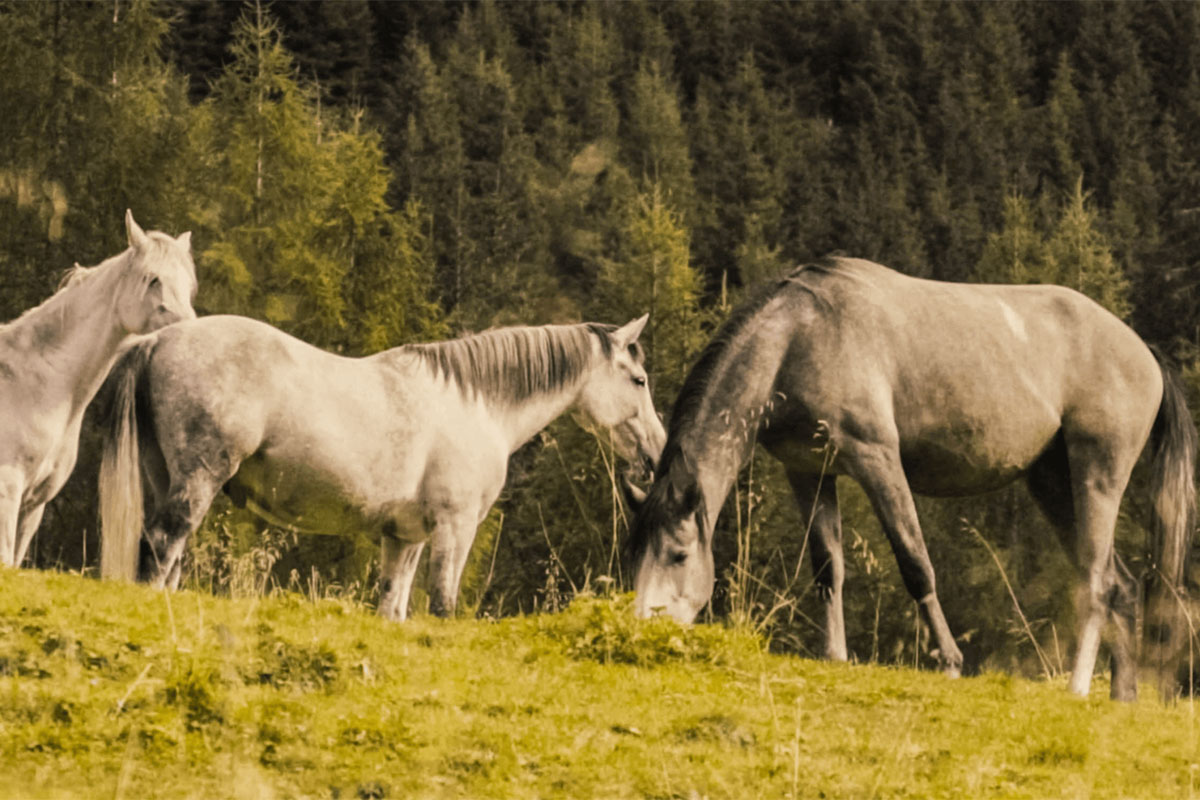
[596,184,706,404]
[198,3,434,345]
[973,193,1048,286]
[624,61,697,231]
[1046,177,1132,320]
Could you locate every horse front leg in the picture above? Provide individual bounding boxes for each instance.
[846,443,963,678]
[0,473,23,566]
[13,502,46,567]
[378,536,425,622]
[787,469,847,662]
[427,507,482,618]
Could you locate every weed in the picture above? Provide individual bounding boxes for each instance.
[671,713,756,747]
[249,636,342,691]
[162,657,225,729]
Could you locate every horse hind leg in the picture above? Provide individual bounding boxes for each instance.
[1027,439,1138,697]
[1063,489,1133,699]
[787,469,847,662]
[1058,434,1140,700]
[140,468,231,588]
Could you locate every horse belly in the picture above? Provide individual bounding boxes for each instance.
[899,417,1057,497]
[229,454,399,537]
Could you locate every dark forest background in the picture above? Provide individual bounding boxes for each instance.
[4,0,1200,679]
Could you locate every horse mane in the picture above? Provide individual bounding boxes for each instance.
[407,322,617,405]
[666,259,840,442]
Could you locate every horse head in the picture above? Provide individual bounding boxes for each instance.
[625,446,714,623]
[573,314,667,478]
[116,210,197,335]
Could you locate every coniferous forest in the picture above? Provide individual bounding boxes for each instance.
[4,0,1200,679]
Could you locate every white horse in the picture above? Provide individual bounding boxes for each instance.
[99,314,666,620]
[0,211,196,567]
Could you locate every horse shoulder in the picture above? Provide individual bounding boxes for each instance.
[418,392,510,508]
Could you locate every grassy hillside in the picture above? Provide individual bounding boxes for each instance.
[0,569,1196,799]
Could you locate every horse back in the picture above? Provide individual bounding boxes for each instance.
[770,262,1162,493]
[142,315,482,521]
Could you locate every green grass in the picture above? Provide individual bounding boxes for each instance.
[0,569,1197,799]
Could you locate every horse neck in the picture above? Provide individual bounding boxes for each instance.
[673,304,796,526]
[17,260,131,410]
[492,372,586,454]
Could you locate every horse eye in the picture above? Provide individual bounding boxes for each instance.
[148,277,161,290]
[668,550,688,566]
[632,375,647,387]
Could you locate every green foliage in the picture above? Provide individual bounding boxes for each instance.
[624,61,696,225]
[533,592,761,667]
[597,184,708,402]
[346,198,446,354]
[1046,178,1132,319]
[197,5,401,342]
[974,193,1047,285]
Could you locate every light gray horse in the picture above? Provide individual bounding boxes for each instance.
[0,211,196,567]
[100,314,666,620]
[627,257,1196,701]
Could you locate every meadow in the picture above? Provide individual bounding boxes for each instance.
[0,568,1196,799]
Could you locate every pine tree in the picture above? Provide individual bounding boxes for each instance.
[1040,52,1085,198]
[544,4,621,149]
[596,184,706,403]
[199,3,406,343]
[974,179,1130,320]
[973,193,1048,285]
[439,22,553,329]
[623,60,697,229]
[1046,177,1131,319]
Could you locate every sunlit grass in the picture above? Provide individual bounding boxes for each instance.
[0,569,1196,799]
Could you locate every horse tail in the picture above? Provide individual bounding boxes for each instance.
[1146,350,1198,665]
[99,336,158,581]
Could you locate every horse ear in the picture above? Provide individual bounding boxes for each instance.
[176,231,192,251]
[621,475,648,513]
[125,210,149,250]
[612,313,649,348]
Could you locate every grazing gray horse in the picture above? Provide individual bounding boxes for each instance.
[100,314,666,620]
[0,211,195,567]
[628,257,1196,701]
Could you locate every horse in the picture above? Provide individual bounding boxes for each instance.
[99,313,666,620]
[0,211,196,568]
[626,256,1196,701]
